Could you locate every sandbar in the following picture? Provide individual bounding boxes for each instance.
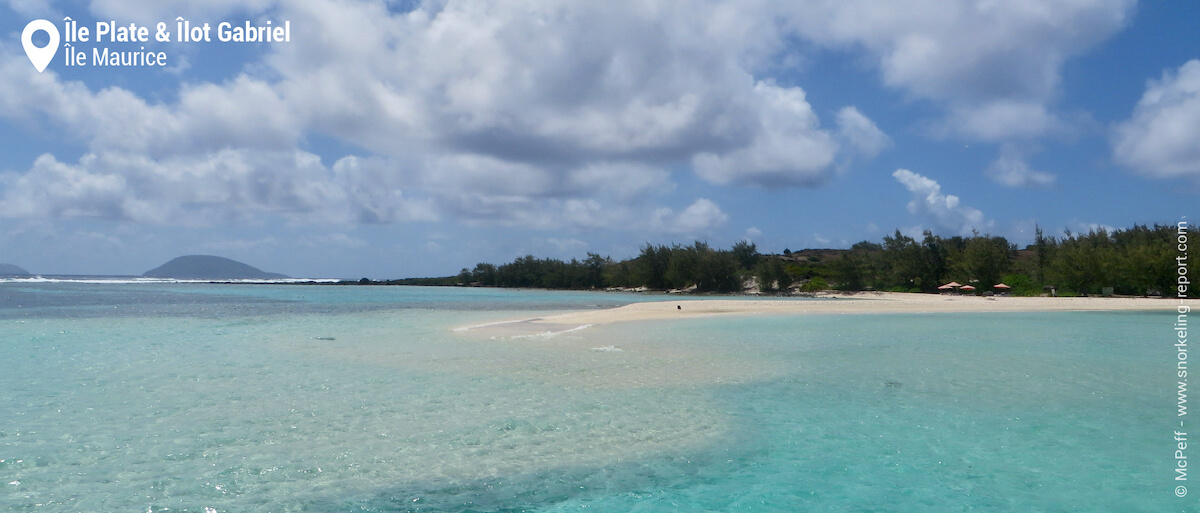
[457,291,1193,336]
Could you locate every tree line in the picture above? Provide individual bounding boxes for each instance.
[454,241,751,293]
[382,223,1182,297]
[820,224,1180,296]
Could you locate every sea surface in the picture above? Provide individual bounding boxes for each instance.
[0,282,1180,512]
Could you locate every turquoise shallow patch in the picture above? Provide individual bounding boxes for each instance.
[0,284,1177,512]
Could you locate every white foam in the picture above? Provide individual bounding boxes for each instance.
[590,345,623,352]
[560,323,594,334]
[506,324,595,340]
[453,317,543,332]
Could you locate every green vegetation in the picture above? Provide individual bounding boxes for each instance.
[830,230,1013,294]
[458,242,747,293]
[827,224,1179,296]
[375,223,1181,297]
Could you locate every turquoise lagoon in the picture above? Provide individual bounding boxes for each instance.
[0,283,1181,511]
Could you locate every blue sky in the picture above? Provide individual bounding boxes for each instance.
[0,0,1196,279]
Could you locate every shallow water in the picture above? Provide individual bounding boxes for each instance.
[0,284,1178,511]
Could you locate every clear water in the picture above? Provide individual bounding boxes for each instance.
[0,283,1178,512]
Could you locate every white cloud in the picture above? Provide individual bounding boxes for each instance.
[1112,60,1200,179]
[5,0,55,17]
[0,58,296,157]
[780,0,1133,140]
[86,0,275,25]
[421,155,557,198]
[567,163,673,201]
[899,225,927,240]
[1,0,1126,238]
[561,199,621,229]
[331,156,438,224]
[0,0,862,233]
[543,238,588,255]
[198,236,282,252]
[0,154,139,221]
[836,106,889,157]
[941,100,1067,141]
[1080,222,1117,234]
[892,168,989,235]
[73,229,126,250]
[174,77,300,154]
[651,198,728,235]
[986,144,1056,188]
[0,150,438,226]
[785,0,1132,101]
[272,0,783,163]
[693,81,839,187]
[269,0,861,188]
[301,233,367,249]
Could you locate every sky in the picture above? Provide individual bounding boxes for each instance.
[0,0,1196,279]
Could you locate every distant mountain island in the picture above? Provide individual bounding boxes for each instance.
[0,263,30,276]
[143,255,289,280]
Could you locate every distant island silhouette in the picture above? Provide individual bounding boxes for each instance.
[0,263,29,276]
[143,255,289,280]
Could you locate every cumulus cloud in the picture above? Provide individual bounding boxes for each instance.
[0,154,137,221]
[836,106,890,157]
[0,57,296,157]
[941,100,1068,141]
[330,156,438,224]
[0,0,888,234]
[3,0,1121,238]
[985,144,1056,188]
[270,0,884,189]
[692,82,839,187]
[0,150,437,225]
[1079,222,1117,235]
[892,168,989,235]
[198,236,282,253]
[566,163,674,201]
[651,198,728,235]
[542,237,588,255]
[420,154,558,199]
[86,0,275,25]
[780,0,1133,140]
[272,0,776,162]
[296,233,367,250]
[1112,60,1200,179]
[5,0,55,17]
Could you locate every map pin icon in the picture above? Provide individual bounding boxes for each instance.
[22,19,60,73]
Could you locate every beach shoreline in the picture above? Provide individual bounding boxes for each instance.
[456,291,1194,336]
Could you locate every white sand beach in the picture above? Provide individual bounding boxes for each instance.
[458,292,1193,336]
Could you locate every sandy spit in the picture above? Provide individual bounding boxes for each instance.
[457,291,1194,335]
